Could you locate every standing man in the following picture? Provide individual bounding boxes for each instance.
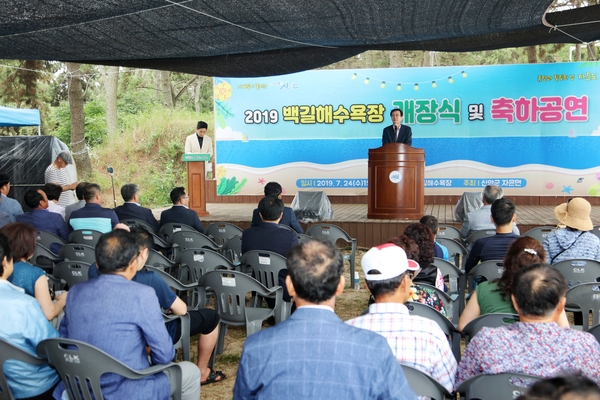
[185,121,214,177]
[0,173,23,222]
[382,108,412,146]
[44,151,77,207]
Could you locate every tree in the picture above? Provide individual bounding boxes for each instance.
[65,62,92,179]
[159,70,174,108]
[102,66,119,136]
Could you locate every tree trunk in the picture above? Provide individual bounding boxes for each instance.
[159,70,174,108]
[66,62,92,180]
[575,44,582,61]
[389,51,404,68]
[102,66,119,136]
[526,46,537,63]
[421,51,431,67]
[195,80,201,113]
[587,43,597,61]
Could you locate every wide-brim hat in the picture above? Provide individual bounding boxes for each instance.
[361,243,420,281]
[554,197,593,231]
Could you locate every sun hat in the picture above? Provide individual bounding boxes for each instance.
[361,243,420,281]
[554,197,593,231]
[57,150,73,165]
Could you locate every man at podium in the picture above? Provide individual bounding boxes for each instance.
[184,121,214,177]
[382,108,412,146]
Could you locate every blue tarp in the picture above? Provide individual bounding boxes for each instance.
[0,106,40,127]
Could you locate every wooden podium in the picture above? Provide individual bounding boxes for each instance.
[182,153,210,217]
[367,143,425,219]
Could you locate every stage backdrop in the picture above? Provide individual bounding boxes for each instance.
[213,62,600,197]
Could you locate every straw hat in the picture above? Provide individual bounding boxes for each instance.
[554,197,593,231]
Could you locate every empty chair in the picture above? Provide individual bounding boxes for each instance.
[400,364,453,400]
[461,313,519,344]
[146,248,178,276]
[553,259,600,289]
[36,230,68,253]
[456,373,542,400]
[36,338,183,400]
[523,226,555,244]
[30,243,60,272]
[432,257,466,313]
[436,238,468,269]
[170,231,221,262]
[205,222,243,246]
[222,236,242,265]
[159,223,198,243]
[464,229,496,248]
[68,229,103,247]
[119,218,158,234]
[467,260,504,293]
[565,282,600,330]
[59,243,96,265]
[53,261,91,287]
[177,248,235,285]
[306,224,357,289]
[0,338,48,400]
[437,225,464,241]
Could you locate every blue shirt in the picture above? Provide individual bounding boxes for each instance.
[465,232,520,273]
[69,203,119,233]
[17,209,69,252]
[0,194,24,222]
[0,280,60,398]
[7,260,46,297]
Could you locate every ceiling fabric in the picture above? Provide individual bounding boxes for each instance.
[0,0,598,77]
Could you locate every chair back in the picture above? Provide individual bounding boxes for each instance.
[432,257,466,313]
[177,248,235,284]
[36,338,182,400]
[297,233,313,245]
[146,249,177,274]
[456,373,542,400]
[0,338,46,400]
[306,224,357,288]
[276,223,295,232]
[171,231,220,258]
[159,223,198,243]
[417,283,459,324]
[553,259,600,289]
[565,282,600,330]
[467,260,504,293]
[461,313,519,344]
[222,236,242,265]
[436,238,467,268]
[119,218,157,234]
[240,250,287,288]
[68,229,103,247]
[400,364,452,400]
[590,225,600,240]
[523,226,555,244]
[205,222,243,246]
[144,265,205,310]
[53,261,91,287]
[36,230,67,251]
[30,243,59,272]
[437,225,464,241]
[465,229,496,247]
[587,323,600,344]
[59,243,97,265]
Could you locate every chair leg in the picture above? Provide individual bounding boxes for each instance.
[215,323,226,355]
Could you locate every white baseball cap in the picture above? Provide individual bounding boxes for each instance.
[361,243,420,281]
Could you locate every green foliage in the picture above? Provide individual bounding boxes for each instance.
[50,99,108,147]
[217,176,247,195]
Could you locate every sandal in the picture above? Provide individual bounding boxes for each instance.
[201,369,227,386]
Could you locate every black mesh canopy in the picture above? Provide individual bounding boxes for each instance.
[0,0,598,77]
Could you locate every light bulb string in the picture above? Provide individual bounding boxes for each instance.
[350,68,470,88]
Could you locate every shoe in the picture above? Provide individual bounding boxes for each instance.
[201,369,227,386]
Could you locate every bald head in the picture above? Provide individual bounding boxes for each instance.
[95,230,138,274]
[512,263,567,318]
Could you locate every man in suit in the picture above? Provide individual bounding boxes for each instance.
[251,181,303,233]
[159,187,204,233]
[382,108,412,146]
[114,183,159,231]
[184,121,213,177]
[234,238,416,400]
[460,185,519,238]
[17,189,69,252]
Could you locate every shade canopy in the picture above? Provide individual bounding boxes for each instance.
[0,1,599,77]
[0,106,41,127]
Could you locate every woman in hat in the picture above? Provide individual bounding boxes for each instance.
[543,197,600,264]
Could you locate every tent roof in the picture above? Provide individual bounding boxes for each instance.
[0,1,599,77]
[0,106,41,127]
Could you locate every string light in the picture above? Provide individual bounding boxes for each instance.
[396,83,402,91]
[380,81,386,89]
[461,71,468,78]
[431,81,437,88]
[414,83,419,91]
[448,76,454,84]
[351,73,357,80]
[348,70,468,89]
[364,77,370,84]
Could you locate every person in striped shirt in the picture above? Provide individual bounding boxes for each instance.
[44,150,77,207]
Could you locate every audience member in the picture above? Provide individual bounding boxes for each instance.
[460,185,519,237]
[88,227,225,385]
[159,187,204,233]
[0,173,24,222]
[347,243,456,393]
[0,232,60,400]
[64,181,87,222]
[234,239,416,400]
[42,183,66,220]
[420,215,449,261]
[251,182,303,233]
[543,197,600,264]
[517,375,600,400]
[17,189,69,248]
[455,263,600,389]
[69,183,119,233]
[403,223,444,290]
[44,150,77,207]
[0,212,10,229]
[114,183,160,231]
[464,198,520,273]
[0,223,66,323]
[56,229,200,400]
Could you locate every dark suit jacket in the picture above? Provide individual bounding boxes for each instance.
[159,205,204,233]
[114,202,159,231]
[251,207,303,233]
[241,222,298,257]
[382,124,412,146]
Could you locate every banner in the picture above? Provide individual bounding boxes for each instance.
[214,62,600,197]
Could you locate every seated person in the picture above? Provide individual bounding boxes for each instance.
[0,232,60,400]
[455,263,600,389]
[0,173,24,222]
[69,183,119,233]
[518,375,600,400]
[402,223,445,290]
[159,187,204,233]
[251,182,303,233]
[420,215,449,261]
[460,185,519,238]
[114,183,160,231]
[42,183,65,220]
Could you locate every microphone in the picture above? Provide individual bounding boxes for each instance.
[392,124,397,131]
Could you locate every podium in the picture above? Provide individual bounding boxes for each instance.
[182,153,210,217]
[367,143,425,219]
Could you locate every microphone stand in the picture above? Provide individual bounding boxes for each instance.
[107,166,117,207]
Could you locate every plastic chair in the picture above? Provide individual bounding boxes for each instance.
[276,223,295,232]
[0,338,47,400]
[523,226,555,244]
[177,248,236,286]
[59,243,96,265]
[436,238,468,269]
[159,223,198,243]
[306,224,357,289]
[432,257,466,314]
[205,222,243,246]
[456,373,542,400]
[565,282,600,330]
[586,323,600,344]
[405,302,461,362]
[119,218,158,234]
[170,231,221,262]
[144,265,206,311]
[461,313,519,344]
[297,233,312,245]
[400,364,453,400]
[437,225,464,241]
[417,283,459,325]
[36,338,182,400]
[36,230,68,251]
[464,229,496,248]
[68,229,103,247]
[590,225,600,240]
[146,249,178,275]
[53,261,91,287]
[240,250,291,324]
[467,260,504,293]
[202,270,282,354]
[553,259,600,289]
[222,236,242,266]
[30,243,60,272]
